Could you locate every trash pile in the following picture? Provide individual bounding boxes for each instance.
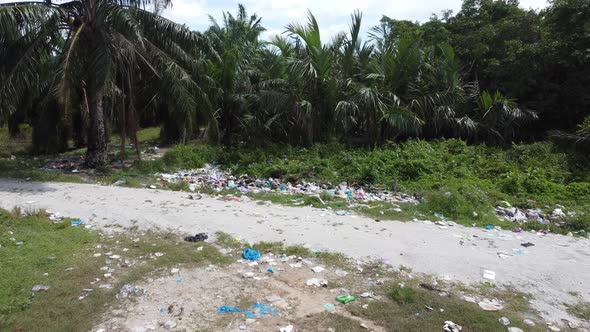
[41,146,162,173]
[43,155,85,172]
[157,164,420,205]
[495,202,571,225]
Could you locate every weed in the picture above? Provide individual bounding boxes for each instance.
[566,302,590,320]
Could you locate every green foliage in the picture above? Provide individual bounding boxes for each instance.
[387,285,417,305]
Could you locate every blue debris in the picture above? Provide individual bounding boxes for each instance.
[217,306,243,314]
[71,220,84,226]
[248,303,278,318]
[267,267,274,274]
[243,248,261,261]
[486,225,493,230]
[217,303,278,318]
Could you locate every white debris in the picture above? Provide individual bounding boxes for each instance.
[311,266,325,273]
[306,278,328,287]
[32,285,50,292]
[443,321,462,332]
[279,325,294,332]
[482,270,496,281]
[478,298,503,311]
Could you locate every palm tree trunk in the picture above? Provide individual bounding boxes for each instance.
[85,88,107,167]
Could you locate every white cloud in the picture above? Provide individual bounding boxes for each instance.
[0,0,549,40]
[162,0,550,41]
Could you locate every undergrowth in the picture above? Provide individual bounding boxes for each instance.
[126,140,590,232]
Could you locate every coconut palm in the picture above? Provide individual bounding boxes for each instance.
[0,0,210,166]
[285,11,340,143]
[205,4,265,145]
[467,82,538,144]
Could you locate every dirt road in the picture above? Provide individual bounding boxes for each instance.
[1,179,589,324]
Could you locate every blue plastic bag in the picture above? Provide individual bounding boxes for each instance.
[243,248,261,261]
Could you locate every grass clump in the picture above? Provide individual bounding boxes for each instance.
[566,302,590,320]
[387,285,418,305]
[348,280,544,332]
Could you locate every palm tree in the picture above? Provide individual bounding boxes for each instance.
[551,116,590,152]
[0,0,209,167]
[467,83,538,144]
[285,11,339,143]
[205,4,265,145]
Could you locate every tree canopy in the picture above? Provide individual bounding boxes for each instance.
[1,0,588,166]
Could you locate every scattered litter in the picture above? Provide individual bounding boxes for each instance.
[424,305,434,311]
[71,220,84,227]
[463,296,477,303]
[482,270,496,281]
[217,306,242,313]
[239,324,247,330]
[306,278,328,287]
[513,249,525,256]
[163,320,177,330]
[443,321,462,332]
[507,328,524,332]
[243,248,261,261]
[335,294,356,304]
[267,267,275,274]
[279,325,294,332]
[116,285,142,299]
[266,295,282,302]
[521,242,535,248]
[245,303,278,318]
[154,252,165,257]
[188,194,203,200]
[523,319,535,326]
[420,283,442,292]
[324,303,336,311]
[311,266,325,273]
[184,233,208,242]
[478,298,503,311]
[499,317,510,325]
[167,303,184,317]
[32,285,50,292]
[547,325,561,332]
[334,269,348,277]
[171,268,179,274]
[335,210,352,216]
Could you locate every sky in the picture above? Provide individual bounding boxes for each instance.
[0,0,550,40]
[162,0,550,40]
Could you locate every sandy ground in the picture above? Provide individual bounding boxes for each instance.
[1,179,589,326]
[95,260,386,332]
